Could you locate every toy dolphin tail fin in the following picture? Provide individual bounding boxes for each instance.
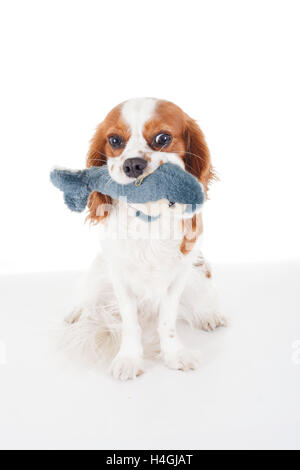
[50,167,89,191]
[50,167,91,213]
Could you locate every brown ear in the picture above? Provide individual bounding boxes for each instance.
[184,116,215,193]
[86,122,112,224]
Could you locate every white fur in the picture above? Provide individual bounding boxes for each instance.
[64,98,226,380]
[64,205,226,379]
[122,97,157,134]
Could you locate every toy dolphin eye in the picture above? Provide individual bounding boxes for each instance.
[152,133,172,148]
[108,135,124,149]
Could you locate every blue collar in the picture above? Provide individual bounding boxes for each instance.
[135,210,160,223]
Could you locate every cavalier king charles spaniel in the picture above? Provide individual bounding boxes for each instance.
[65,98,226,380]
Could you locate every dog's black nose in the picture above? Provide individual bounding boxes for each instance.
[123,157,147,178]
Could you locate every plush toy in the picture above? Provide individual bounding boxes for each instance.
[50,163,204,219]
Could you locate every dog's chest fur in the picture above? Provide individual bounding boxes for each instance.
[100,202,197,301]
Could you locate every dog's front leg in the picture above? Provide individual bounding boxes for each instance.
[159,272,201,372]
[109,268,143,381]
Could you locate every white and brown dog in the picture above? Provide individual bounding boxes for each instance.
[65,97,226,380]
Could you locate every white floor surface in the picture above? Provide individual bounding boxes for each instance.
[0,261,299,450]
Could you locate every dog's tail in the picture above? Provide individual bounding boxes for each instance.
[59,303,122,366]
[58,302,160,367]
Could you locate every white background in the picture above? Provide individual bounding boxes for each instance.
[0,0,300,274]
[1,1,300,451]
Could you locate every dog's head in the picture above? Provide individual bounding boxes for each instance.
[87,98,214,223]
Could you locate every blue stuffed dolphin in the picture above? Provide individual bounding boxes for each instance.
[50,163,204,218]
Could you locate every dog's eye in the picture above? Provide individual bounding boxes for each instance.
[108,135,124,149]
[152,133,172,148]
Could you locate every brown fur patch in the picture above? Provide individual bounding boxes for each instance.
[183,115,214,193]
[143,101,186,159]
[180,213,203,255]
[205,269,212,278]
[193,253,212,278]
[86,104,130,223]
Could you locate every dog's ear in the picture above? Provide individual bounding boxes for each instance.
[86,122,112,224]
[183,116,215,193]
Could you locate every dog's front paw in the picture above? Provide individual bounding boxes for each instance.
[163,348,201,372]
[110,354,144,381]
[198,312,228,332]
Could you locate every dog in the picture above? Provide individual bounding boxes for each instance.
[65,97,226,380]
